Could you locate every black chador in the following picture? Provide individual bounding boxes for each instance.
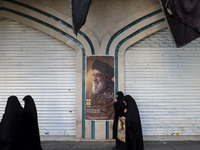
[124,95,144,150]
[0,96,29,150]
[23,95,43,150]
[113,91,126,149]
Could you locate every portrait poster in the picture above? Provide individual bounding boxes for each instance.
[117,117,126,143]
[85,56,114,120]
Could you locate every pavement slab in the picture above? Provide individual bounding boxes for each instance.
[41,141,200,150]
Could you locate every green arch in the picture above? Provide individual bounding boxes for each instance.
[104,12,165,139]
[4,0,95,55]
[0,7,87,138]
[106,9,162,55]
[114,18,165,94]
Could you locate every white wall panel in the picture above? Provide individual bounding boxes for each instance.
[0,19,76,135]
[125,29,200,136]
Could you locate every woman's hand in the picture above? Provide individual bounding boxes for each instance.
[121,116,126,120]
[124,109,127,113]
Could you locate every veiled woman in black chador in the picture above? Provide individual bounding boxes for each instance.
[113,91,126,149]
[23,95,43,150]
[124,95,144,150]
[0,96,29,150]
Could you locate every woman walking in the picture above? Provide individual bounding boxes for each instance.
[0,96,29,150]
[113,91,126,149]
[123,95,144,150]
[23,95,43,150]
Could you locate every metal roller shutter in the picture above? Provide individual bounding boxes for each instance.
[0,19,76,136]
[125,29,200,136]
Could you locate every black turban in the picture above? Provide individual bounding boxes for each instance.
[92,60,114,79]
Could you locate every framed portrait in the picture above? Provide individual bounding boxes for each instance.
[85,56,114,120]
[117,117,126,143]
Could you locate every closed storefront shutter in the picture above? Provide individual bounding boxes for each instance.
[0,19,76,136]
[125,29,200,135]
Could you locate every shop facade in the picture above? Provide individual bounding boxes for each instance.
[0,0,200,140]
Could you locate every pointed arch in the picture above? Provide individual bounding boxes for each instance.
[0,0,99,55]
[0,0,101,138]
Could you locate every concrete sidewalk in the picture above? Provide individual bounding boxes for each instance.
[41,141,200,150]
[40,135,200,142]
[40,136,200,150]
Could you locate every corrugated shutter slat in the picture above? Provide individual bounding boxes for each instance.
[125,29,200,136]
[0,19,76,136]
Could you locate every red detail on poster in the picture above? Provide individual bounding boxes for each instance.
[86,99,91,108]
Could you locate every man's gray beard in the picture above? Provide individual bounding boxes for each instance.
[92,80,106,94]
